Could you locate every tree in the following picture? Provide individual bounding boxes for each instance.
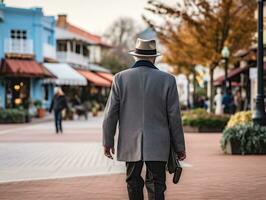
[101,17,141,73]
[144,0,256,112]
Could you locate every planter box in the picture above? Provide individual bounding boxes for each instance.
[183,125,223,133]
[225,139,242,155]
[37,108,46,118]
[225,139,266,155]
[0,117,26,124]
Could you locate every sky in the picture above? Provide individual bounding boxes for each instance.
[5,0,177,35]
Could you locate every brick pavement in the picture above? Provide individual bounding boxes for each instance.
[0,117,266,200]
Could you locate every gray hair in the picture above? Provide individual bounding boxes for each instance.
[134,56,156,64]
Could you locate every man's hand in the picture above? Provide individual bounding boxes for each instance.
[176,151,186,161]
[104,146,115,159]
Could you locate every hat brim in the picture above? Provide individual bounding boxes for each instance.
[128,50,161,57]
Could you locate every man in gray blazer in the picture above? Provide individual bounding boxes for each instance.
[102,38,186,200]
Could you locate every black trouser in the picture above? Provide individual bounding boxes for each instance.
[54,110,62,133]
[126,161,166,200]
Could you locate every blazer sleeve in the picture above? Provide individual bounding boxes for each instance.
[102,74,120,148]
[167,76,186,153]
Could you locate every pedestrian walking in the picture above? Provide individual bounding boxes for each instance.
[214,88,223,115]
[102,38,186,200]
[222,88,235,114]
[234,90,242,112]
[49,87,68,134]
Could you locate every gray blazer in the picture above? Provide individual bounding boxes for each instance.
[102,60,185,162]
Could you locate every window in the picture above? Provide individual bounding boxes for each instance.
[83,45,89,57]
[76,43,81,54]
[11,30,27,40]
[57,41,67,51]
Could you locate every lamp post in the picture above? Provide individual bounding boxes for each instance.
[253,0,266,125]
[221,46,230,90]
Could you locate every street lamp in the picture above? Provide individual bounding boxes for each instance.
[253,0,266,125]
[221,46,230,90]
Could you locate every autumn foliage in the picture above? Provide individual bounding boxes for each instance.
[144,0,256,111]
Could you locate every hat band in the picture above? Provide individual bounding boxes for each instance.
[135,48,157,55]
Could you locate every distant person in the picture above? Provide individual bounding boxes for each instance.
[214,88,223,115]
[102,38,186,200]
[234,90,242,112]
[204,97,209,110]
[222,88,234,114]
[49,87,68,134]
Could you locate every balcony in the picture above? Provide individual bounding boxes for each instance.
[4,38,33,55]
[43,43,56,60]
[57,51,89,66]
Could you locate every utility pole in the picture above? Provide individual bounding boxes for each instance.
[253,0,266,125]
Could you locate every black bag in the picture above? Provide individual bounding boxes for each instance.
[167,145,182,184]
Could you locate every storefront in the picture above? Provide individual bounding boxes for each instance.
[76,68,112,109]
[5,78,30,109]
[42,63,87,106]
[0,58,52,109]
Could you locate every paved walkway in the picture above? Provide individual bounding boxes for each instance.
[0,116,266,200]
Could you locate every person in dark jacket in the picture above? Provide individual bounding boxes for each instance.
[49,87,68,134]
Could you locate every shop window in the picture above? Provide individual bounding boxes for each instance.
[11,29,27,40]
[5,78,30,109]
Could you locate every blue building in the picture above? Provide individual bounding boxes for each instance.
[0,3,56,110]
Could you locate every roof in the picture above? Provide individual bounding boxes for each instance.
[76,69,111,87]
[0,59,51,77]
[56,22,110,47]
[67,24,102,44]
[214,66,249,86]
[43,63,87,86]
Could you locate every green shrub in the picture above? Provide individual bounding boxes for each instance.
[34,100,43,109]
[0,109,27,123]
[182,109,229,129]
[221,123,266,154]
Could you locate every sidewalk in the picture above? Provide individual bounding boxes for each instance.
[0,119,265,200]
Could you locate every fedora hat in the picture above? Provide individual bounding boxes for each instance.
[128,38,161,57]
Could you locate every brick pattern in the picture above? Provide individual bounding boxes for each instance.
[0,117,266,200]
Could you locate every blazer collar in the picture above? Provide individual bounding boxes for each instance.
[131,60,159,70]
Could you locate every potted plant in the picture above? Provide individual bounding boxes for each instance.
[221,122,266,155]
[34,100,46,118]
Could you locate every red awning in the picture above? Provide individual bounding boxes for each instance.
[77,69,111,87]
[0,59,50,77]
[214,66,249,86]
[96,72,113,82]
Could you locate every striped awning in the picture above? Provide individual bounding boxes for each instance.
[0,59,51,77]
[96,72,113,82]
[76,69,111,87]
[43,63,87,86]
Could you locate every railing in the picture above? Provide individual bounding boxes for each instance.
[43,43,56,59]
[57,51,89,66]
[4,38,33,54]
